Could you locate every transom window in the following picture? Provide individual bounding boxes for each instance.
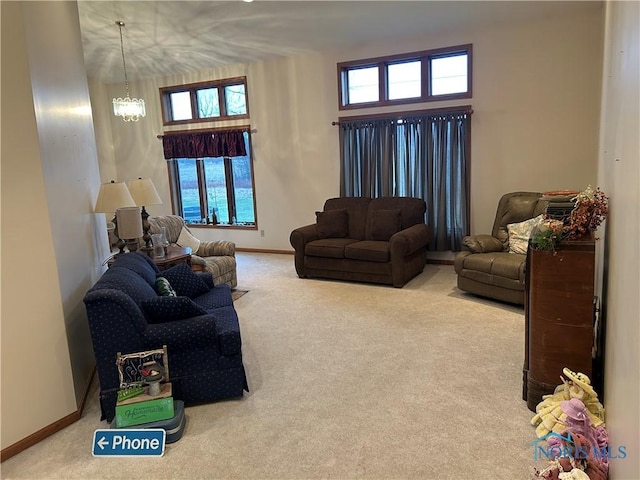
[338,44,472,110]
[160,77,249,125]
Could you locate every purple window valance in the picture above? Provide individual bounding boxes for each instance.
[162,130,246,159]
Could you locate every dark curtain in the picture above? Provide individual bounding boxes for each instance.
[162,130,246,159]
[339,111,470,251]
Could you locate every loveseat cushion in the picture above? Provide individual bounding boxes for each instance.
[141,296,208,323]
[305,238,359,258]
[109,252,160,287]
[366,209,402,241]
[90,266,158,306]
[345,241,390,263]
[323,197,372,240]
[316,208,349,239]
[162,263,211,298]
[191,284,234,310]
[459,252,524,281]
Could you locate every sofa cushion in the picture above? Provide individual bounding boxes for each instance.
[507,214,544,254]
[191,284,234,310]
[461,252,524,280]
[315,208,348,239]
[141,296,208,323]
[109,252,160,287]
[367,209,402,241]
[345,241,390,263]
[305,238,359,259]
[323,197,372,240]
[90,266,158,306]
[156,277,177,296]
[162,263,211,298]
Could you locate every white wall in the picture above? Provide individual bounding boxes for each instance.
[92,4,604,252]
[598,1,640,478]
[1,1,105,450]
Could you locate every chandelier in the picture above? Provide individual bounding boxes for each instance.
[112,21,146,122]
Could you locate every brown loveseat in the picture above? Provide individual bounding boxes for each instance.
[454,192,548,304]
[290,197,431,288]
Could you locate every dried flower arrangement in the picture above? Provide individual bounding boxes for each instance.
[532,186,609,251]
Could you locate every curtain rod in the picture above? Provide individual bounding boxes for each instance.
[157,128,257,139]
[332,106,473,126]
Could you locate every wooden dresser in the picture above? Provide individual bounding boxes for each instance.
[522,236,597,412]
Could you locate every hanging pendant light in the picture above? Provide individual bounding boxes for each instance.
[112,21,146,122]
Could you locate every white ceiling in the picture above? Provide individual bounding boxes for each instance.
[78,1,602,84]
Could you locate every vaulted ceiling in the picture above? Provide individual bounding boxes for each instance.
[78,1,602,84]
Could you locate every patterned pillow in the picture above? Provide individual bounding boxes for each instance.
[507,214,544,254]
[161,263,210,298]
[155,277,177,297]
[177,226,201,254]
[141,296,208,323]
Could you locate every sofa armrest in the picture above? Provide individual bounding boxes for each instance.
[143,315,219,353]
[289,224,318,250]
[196,240,235,257]
[389,224,431,257]
[462,234,504,253]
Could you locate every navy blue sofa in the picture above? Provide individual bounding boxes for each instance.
[83,252,248,422]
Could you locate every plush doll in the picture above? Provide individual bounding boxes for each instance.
[531,368,605,437]
[532,432,607,480]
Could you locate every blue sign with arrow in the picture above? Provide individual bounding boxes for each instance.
[92,429,165,457]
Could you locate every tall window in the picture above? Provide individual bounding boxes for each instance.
[164,129,256,227]
[160,77,249,125]
[338,44,472,110]
[339,107,471,251]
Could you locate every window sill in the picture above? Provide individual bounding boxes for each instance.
[188,223,257,231]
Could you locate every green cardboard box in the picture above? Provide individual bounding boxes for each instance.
[115,396,174,428]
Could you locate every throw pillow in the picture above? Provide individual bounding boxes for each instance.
[177,226,201,254]
[368,209,402,241]
[162,263,210,298]
[141,296,208,324]
[155,277,177,297]
[316,209,349,239]
[507,214,544,254]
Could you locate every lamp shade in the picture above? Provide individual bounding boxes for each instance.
[127,178,162,206]
[94,181,136,213]
[116,207,143,239]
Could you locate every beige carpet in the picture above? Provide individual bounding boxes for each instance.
[1,253,543,479]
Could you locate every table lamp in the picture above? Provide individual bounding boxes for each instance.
[127,178,162,253]
[116,207,143,252]
[94,181,136,253]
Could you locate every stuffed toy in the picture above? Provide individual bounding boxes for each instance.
[532,432,608,480]
[531,368,605,437]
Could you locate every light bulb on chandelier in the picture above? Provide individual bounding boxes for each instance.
[112,21,146,122]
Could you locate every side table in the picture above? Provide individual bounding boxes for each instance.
[152,246,192,271]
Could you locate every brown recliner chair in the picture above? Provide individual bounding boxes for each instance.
[454,192,548,305]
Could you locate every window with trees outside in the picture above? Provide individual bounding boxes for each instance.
[338,44,472,110]
[165,129,256,228]
[160,77,249,125]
